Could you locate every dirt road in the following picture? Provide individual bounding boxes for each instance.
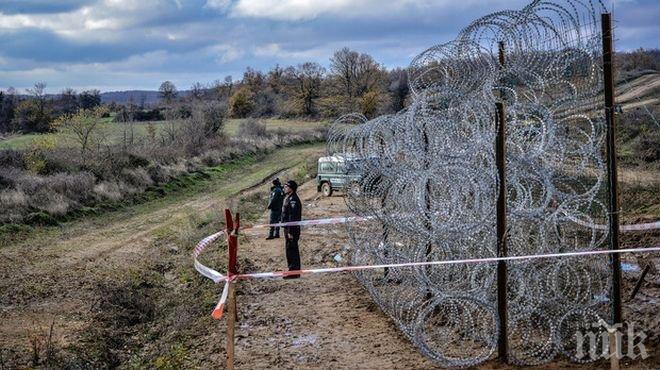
[0,143,434,369]
[225,182,435,369]
[1,141,657,369]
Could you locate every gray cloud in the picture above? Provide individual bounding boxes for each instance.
[0,0,657,92]
[0,0,89,15]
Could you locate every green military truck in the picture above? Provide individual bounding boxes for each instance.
[316,155,363,197]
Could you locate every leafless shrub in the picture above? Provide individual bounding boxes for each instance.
[0,121,324,225]
[28,188,69,215]
[93,181,122,201]
[0,149,25,169]
[0,166,22,188]
[47,172,95,204]
[27,321,59,367]
[120,168,153,188]
[146,164,173,184]
[196,100,227,135]
[237,118,269,138]
[200,150,224,167]
[0,189,28,223]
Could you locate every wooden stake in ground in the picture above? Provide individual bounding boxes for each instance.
[224,209,240,370]
[226,283,237,370]
[495,40,509,364]
[601,12,622,370]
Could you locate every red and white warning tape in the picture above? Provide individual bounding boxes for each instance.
[201,244,660,320]
[193,215,660,319]
[193,230,226,283]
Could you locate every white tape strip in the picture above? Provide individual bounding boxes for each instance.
[567,217,660,232]
[250,214,659,233]
[234,246,660,281]
[620,221,660,231]
[247,215,374,229]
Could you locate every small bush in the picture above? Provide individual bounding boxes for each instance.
[93,182,123,202]
[44,149,77,174]
[632,129,660,163]
[236,119,269,138]
[200,150,222,167]
[0,149,25,169]
[48,172,95,204]
[0,166,22,188]
[121,168,153,188]
[24,151,47,174]
[24,212,58,226]
[28,190,70,216]
[0,189,28,223]
[146,164,172,185]
[127,153,150,168]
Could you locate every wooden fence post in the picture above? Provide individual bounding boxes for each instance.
[495,40,509,364]
[225,209,240,370]
[601,12,623,328]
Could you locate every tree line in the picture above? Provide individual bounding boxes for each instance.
[1,47,658,135]
[0,84,102,134]
[145,47,411,123]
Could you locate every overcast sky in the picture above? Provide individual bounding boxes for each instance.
[0,0,658,93]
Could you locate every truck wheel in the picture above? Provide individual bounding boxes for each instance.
[321,182,333,197]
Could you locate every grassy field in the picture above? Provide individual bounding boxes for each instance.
[0,118,329,150]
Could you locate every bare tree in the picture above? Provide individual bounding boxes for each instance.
[27,82,47,115]
[242,67,264,91]
[190,82,205,100]
[267,64,286,94]
[330,48,359,100]
[329,48,386,111]
[211,76,233,99]
[288,62,325,116]
[158,81,178,105]
[54,107,108,165]
[59,88,78,114]
[224,75,233,97]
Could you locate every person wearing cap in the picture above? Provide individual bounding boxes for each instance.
[266,178,284,240]
[281,180,302,278]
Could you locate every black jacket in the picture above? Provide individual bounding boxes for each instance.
[268,185,284,211]
[281,192,302,235]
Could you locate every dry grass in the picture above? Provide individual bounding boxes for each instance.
[0,122,326,227]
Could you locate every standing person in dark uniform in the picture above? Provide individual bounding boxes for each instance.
[266,178,284,240]
[281,180,302,278]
